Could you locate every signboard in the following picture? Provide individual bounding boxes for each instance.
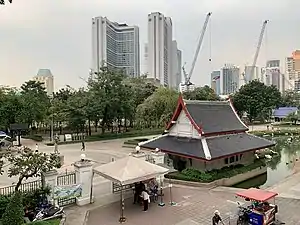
[65,134,72,142]
[53,184,82,200]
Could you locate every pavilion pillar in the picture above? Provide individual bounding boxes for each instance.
[74,160,94,206]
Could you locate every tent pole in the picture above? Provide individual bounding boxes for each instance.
[158,176,165,207]
[119,185,126,223]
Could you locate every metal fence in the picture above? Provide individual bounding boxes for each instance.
[0,180,42,196]
[56,172,77,207]
[57,172,76,186]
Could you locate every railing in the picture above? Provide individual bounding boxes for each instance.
[112,182,134,193]
[0,180,42,196]
[57,172,76,186]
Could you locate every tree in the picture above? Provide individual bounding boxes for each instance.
[136,87,179,128]
[2,149,61,191]
[280,90,300,107]
[183,85,220,101]
[19,81,50,127]
[285,112,299,124]
[1,191,24,225]
[232,80,282,122]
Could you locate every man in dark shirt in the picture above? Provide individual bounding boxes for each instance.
[212,210,224,225]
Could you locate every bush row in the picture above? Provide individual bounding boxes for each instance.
[165,160,265,183]
[46,128,162,146]
[249,129,300,137]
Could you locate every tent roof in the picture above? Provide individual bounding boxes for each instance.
[93,156,169,185]
[236,188,278,202]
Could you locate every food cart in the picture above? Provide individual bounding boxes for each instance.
[235,188,278,225]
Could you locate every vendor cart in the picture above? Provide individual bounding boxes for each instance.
[235,188,278,225]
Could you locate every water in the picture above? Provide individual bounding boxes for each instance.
[234,136,300,189]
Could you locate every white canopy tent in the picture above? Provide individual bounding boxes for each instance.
[93,156,169,223]
[93,156,169,185]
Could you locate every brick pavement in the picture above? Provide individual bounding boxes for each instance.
[86,185,300,225]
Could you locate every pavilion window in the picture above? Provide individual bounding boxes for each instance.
[224,158,229,164]
[235,155,239,161]
[229,156,234,163]
[240,154,243,160]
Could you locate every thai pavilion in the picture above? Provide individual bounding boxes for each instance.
[139,95,275,171]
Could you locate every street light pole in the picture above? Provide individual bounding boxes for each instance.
[50,95,54,142]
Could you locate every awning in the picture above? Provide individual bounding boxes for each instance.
[93,156,169,185]
[236,188,278,202]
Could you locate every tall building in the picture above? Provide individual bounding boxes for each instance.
[244,66,259,83]
[170,40,182,89]
[261,60,285,92]
[211,71,221,95]
[91,16,140,77]
[33,69,54,96]
[146,12,173,86]
[286,50,300,91]
[221,64,240,95]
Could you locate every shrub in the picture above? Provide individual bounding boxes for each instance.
[0,195,10,219]
[2,191,24,225]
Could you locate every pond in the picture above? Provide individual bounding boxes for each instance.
[233,136,300,189]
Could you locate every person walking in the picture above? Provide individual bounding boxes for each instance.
[81,140,85,151]
[212,210,224,225]
[140,188,150,212]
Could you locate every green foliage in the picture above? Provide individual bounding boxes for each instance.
[27,219,61,225]
[284,112,299,124]
[183,85,220,101]
[0,187,51,219]
[249,129,300,137]
[2,151,61,191]
[165,160,265,183]
[135,87,179,128]
[2,192,24,225]
[23,135,43,142]
[232,80,282,122]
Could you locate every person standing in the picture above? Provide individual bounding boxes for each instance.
[81,140,85,151]
[212,210,224,225]
[140,189,150,212]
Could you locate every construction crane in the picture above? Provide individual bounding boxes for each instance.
[182,12,212,91]
[242,20,269,84]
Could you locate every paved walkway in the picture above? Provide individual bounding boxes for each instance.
[83,185,300,225]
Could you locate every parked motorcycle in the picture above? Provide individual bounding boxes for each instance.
[33,204,64,221]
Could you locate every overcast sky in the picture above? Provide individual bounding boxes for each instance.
[1,0,300,90]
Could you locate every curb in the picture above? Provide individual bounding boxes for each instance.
[83,210,89,225]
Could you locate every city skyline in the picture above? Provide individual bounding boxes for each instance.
[1,0,300,90]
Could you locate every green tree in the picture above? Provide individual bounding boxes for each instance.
[183,85,220,100]
[285,112,299,124]
[232,80,282,122]
[19,81,50,127]
[281,90,300,107]
[1,191,24,225]
[136,87,179,128]
[2,149,61,191]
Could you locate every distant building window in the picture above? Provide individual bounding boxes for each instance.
[148,18,151,22]
[230,156,234,163]
[224,158,229,164]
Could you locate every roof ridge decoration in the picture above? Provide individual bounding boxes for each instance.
[166,94,204,135]
[228,97,248,129]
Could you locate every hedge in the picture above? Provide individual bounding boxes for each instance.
[46,128,162,146]
[27,219,60,225]
[165,160,265,183]
[249,129,300,137]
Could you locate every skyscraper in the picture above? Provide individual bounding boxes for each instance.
[221,64,240,95]
[285,50,300,91]
[32,69,54,96]
[211,71,221,95]
[170,40,182,89]
[261,60,285,92]
[146,12,173,86]
[91,16,140,77]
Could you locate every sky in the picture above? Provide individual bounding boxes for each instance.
[1,0,300,90]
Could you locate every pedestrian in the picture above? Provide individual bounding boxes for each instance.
[212,210,224,225]
[140,188,150,212]
[81,140,85,151]
[133,182,141,204]
[35,143,39,153]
